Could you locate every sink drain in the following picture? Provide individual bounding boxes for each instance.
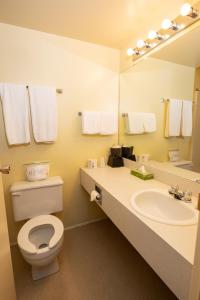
[39,243,48,249]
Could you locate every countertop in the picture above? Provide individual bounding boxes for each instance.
[81,166,198,265]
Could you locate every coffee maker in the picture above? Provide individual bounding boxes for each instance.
[122,145,136,161]
[107,146,124,168]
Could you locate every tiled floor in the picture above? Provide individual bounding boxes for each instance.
[11,219,177,300]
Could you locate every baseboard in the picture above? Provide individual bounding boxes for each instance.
[64,217,107,231]
[10,217,108,248]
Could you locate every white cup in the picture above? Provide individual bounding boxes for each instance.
[87,159,97,169]
[168,149,180,162]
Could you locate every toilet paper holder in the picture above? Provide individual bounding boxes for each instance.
[95,185,102,205]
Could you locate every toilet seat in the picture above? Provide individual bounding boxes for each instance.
[18,215,64,255]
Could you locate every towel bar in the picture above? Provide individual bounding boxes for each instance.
[161,98,195,104]
[26,86,63,94]
[122,113,128,117]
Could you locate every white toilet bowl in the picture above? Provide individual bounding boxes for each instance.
[17,214,64,280]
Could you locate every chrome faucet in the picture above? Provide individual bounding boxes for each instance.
[168,185,192,202]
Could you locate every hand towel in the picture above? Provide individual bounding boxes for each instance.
[165,99,182,137]
[100,112,118,135]
[181,100,192,137]
[0,83,30,145]
[81,111,101,134]
[143,113,157,133]
[29,86,57,143]
[125,112,144,134]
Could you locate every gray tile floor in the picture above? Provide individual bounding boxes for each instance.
[11,219,177,300]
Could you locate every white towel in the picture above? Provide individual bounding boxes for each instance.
[0,83,30,145]
[165,99,182,137]
[100,112,118,135]
[81,111,101,134]
[29,86,57,143]
[143,113,156,133]
[126,112,144,134]
[181,100,192,137]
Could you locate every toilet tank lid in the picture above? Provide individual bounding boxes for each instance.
[10,176,63,193]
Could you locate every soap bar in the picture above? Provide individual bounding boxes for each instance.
[130,169,154,180]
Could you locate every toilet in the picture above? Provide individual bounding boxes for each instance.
[10,176,64,280]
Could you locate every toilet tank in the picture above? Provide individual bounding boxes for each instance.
[10,176,63,221]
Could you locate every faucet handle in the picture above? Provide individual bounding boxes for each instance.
[169,184,179,194]
[182,191,192,203]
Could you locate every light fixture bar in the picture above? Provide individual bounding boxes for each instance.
[126,3,200,59]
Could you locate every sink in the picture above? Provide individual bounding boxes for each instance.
[130,189,198,225]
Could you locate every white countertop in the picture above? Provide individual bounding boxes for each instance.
[81,166,198,265]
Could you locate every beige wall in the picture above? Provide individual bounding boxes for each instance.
[119,57,195,161]
[0,23,120,244]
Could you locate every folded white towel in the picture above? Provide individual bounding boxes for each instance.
[0,83,30,145]
[100,112,118,135]
[143,113,156,133]
[165,99,182,137]
[126,112,144,134]
[82,111,101,134]
[181,100,192,137]
[29,86,57,143]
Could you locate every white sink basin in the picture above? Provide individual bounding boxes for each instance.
[130,189,198,225]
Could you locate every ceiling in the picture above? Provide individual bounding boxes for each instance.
[0,0,194,49]
[152,22,200,67]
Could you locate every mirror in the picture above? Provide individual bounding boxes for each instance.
[119,24,200,173]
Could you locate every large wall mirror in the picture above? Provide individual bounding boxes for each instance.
[119,24,200,173]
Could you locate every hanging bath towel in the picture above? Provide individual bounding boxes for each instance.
[0,83,30,145]
[29,86,57,143]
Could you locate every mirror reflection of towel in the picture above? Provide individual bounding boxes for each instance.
[126,112,144,134]
[165,99,182,137]
[143,113,156,133]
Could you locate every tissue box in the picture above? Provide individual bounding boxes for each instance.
[130,169,154,180]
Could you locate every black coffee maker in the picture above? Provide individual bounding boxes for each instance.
[122,145,136,161]
[108,146,124,168]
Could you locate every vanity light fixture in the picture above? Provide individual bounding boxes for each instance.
[180,3,198,18]
[126,2,198,58]
[161,19,180,31]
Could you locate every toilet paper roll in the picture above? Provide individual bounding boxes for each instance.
[90,190,100,202]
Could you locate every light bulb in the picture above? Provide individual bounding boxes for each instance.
[162,19,172,30]
[127,48,134,56]
[180,3,198,18]
[180,3,192,16]
[137,39,145,48]
[162,19,180,30]
[148,30,157,40]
